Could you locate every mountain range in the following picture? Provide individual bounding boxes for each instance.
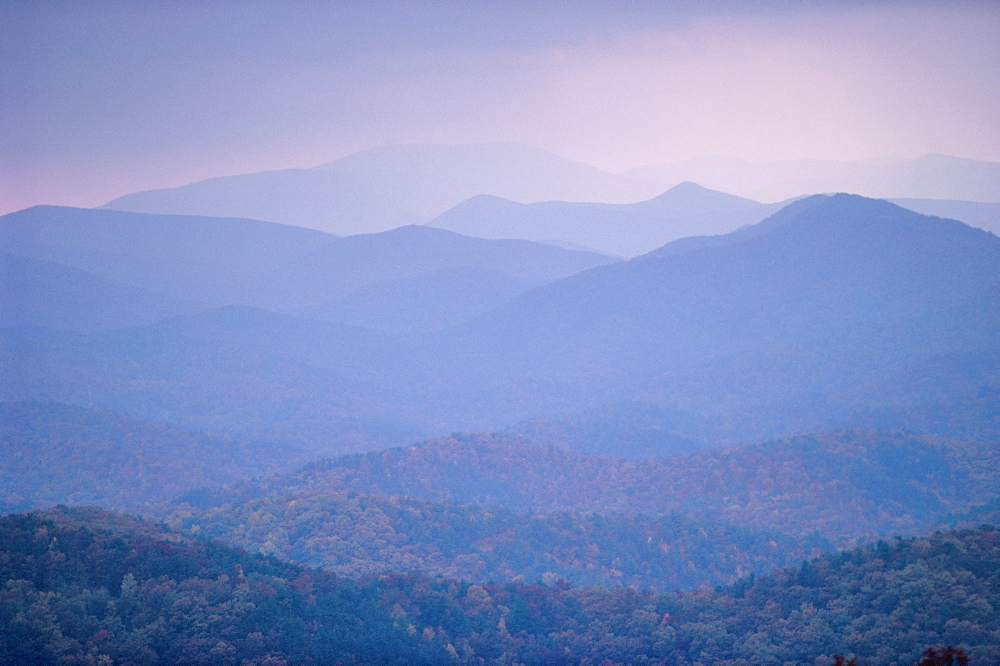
[0,205,614,333]
[100,143,1000,241]
[416,194,999,443]
[4,153,999,663]
[102,142,662,235]
[628,153,1000,203]
[3,193,996,454]
[427,181,788,257]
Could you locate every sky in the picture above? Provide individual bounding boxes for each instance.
[2,0,998,215]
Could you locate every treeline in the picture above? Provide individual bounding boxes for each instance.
[3,507,998,664]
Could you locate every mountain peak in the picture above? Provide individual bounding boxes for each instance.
[650,181,762,207]
[664,180,714,194]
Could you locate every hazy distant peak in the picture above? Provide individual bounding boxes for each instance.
[102,142,661,235]
[650,181,762,206]
[353,223,453,239]
[628,154,1000,203]
[754,193,830,225]
[642,192,967,260]
[312,141,626,183]
[912,153,998,166]
[432,193,522,216]
[805,192,929,218]
[749,193,996,246]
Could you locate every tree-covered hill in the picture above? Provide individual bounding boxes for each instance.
[2,507,997,664]
[0,506,450,664]
[205,430,999,542]
[168,487,825,591]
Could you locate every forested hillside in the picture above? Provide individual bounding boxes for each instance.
[168,487,825,590]
[0,507,442,663]
[198,430,999,542]
[3,507,997,664]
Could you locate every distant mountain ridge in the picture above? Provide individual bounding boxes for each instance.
[99,143,1000,242]
[628,153,1000,203]
[0,206,616,334]
[0,205,333,313]
[889,197,1000,236]
[427,182,788,257]
[103,142,662,235]
[244,223,618,317]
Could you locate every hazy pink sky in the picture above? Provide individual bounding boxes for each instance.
[2,0,998,215]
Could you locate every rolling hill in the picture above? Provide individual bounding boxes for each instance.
[170,483,820,591]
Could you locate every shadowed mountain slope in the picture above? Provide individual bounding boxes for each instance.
[0,252,197,332]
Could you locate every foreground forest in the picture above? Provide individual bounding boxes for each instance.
[2,507,997,664]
